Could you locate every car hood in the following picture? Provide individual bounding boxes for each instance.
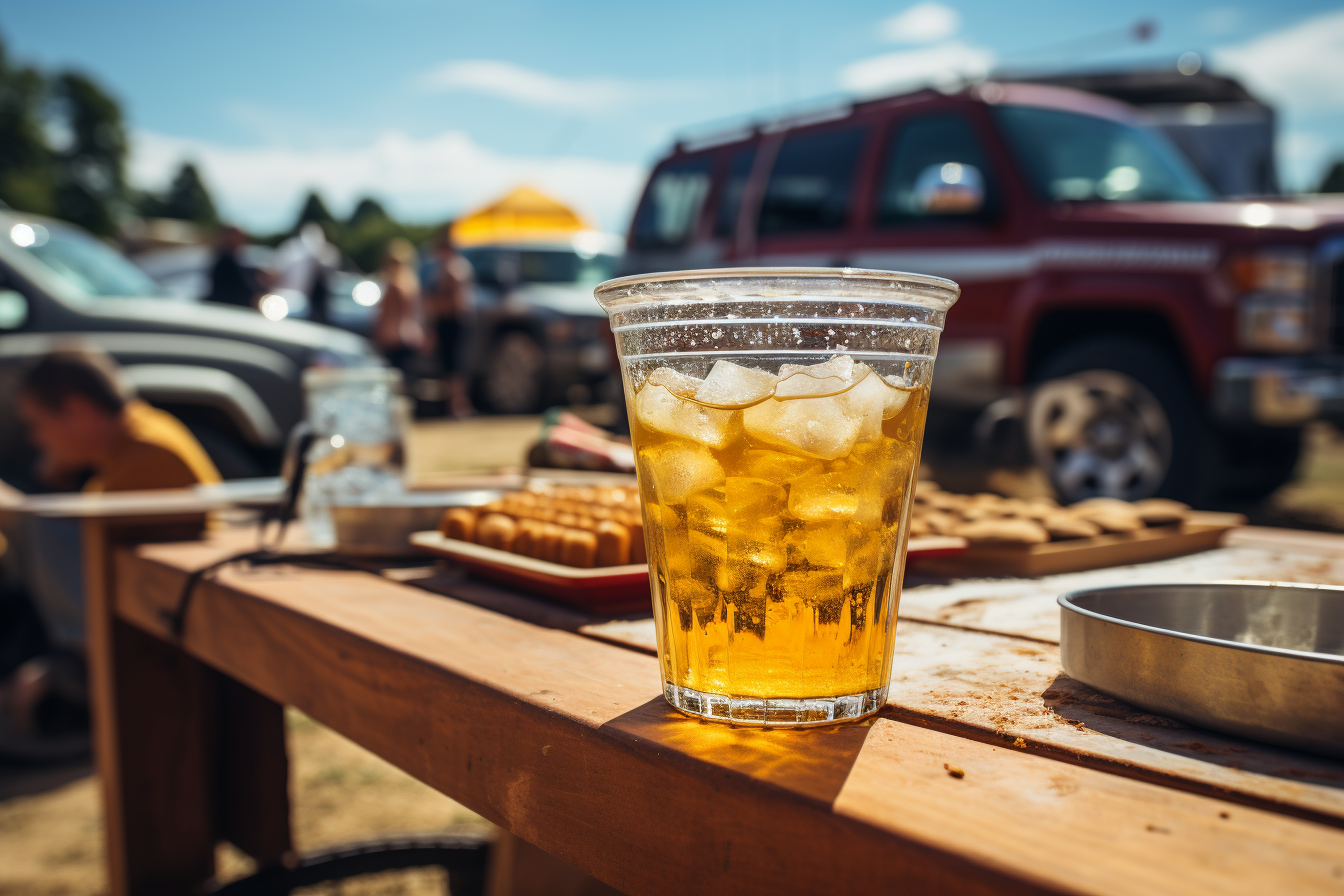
[509,283,606,318]
[1056,199,1344,232]
[82,297,378,362]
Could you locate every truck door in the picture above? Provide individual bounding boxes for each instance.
[852,110,1019,408]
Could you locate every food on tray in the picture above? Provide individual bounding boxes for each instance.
[437,485,645,568]
[911,486,1190,545]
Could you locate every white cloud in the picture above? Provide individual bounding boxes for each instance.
[129,129,644,233]
[1213,8,1344,110]
[1277,131,1331,192]
[880,3,961,44]
[840,41,992,96]
[1197,7,1242,37]
[417,60,636,113]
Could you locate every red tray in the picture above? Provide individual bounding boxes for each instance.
[410,532,967,614]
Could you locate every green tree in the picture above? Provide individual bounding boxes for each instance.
[347,196,388,228]
[1321,161,1344,194]
[0,36,56,214]
[140,162,217,225]
[51,72,128,237]
[294,191,336,233]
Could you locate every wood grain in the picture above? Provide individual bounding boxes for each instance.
[109,534,1344,896]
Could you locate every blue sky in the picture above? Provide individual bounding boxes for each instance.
[4,1,1343,231]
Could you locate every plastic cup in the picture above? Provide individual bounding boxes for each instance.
[595,268,959,726]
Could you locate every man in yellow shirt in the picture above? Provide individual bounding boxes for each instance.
[0,349,219,750]
[18,348,221,494]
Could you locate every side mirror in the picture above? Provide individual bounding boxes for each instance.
[0,289,29,329]
[914,163,985,214]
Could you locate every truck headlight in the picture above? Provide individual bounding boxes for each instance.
[1230,248,1314,353]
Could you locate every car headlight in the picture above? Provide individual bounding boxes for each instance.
[1229,248,1314,353]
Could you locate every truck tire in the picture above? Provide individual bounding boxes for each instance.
[1027,337,1217,504]
[480,331,545,414]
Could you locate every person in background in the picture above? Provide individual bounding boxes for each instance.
[0,348,221,751]
[426,225,476,417]
[372,238,426,376]
[203,225,261,308]
[274,222,338,324]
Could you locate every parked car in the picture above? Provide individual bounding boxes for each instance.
[619,82,1344,504]
[0,211,383,484]
[462,234,623,414]
[133,244,383,336]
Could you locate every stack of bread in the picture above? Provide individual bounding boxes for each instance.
[910,486,1191,545]
[439,485,645,568]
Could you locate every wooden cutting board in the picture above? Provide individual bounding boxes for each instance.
[909,511,1246,577]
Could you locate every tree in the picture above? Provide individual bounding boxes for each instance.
[1321,161,1344,194]
[50,71,128,237]
[0,36,56,215]
[347,196,389,228]
[294,191,335,233]
[141,162,218,224]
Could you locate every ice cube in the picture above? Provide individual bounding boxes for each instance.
[743,394,861,460]
[785,520,850,568]
[882,376,913,419]
[779,355,854,381]
[788,469,883,524]
[841,366,890,443]
[695,360,777,408]
[724,476,788,520]
[646,366,705,398]
[636,442,726,504]
[775,355,857,399]
[777,569,846,626]
[739,449,821,484]
[635,383,738,449]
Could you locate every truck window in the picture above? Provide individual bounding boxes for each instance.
[630,156,714,249]
[993,105,1213,202]
[758,126,868,235]
[713,146,757,238]
[876,113,996,226]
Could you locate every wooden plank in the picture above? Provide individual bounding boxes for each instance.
[913,513,1244,577]
[109,536,1344,896]
[580,616,1344,828]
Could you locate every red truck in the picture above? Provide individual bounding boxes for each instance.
[618,82,1344,505]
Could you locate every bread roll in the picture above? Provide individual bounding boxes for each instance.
[439,507,478,542]
[1041,513,1102,540]
[476,513,518,550]
[561,529,599,568]
[1132,498,1190,526]
[954,518,1050,544]
[595,520,631,566]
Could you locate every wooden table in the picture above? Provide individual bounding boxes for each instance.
[84,518,1344,895]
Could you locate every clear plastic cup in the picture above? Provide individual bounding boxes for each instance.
[595,268,959,726]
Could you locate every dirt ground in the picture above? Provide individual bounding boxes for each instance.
[1,415,1341,895]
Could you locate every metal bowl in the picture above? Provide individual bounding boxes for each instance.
[1058,582,1344,759]
[331,490,502,557]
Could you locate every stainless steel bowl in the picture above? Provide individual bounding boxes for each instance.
[331,490,502,557]
[1058,582,1344,759]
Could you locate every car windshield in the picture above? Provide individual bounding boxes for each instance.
[7,220,163,297]
[463,248,618,288]
[993,105,1214,203]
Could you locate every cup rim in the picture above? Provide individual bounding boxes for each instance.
[594,266,960,311]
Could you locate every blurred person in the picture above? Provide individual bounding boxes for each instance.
[0,348,220,751]
[372,238,426,374]
[274,222,338,323]
[204,225,261,308]
[426,225,476,417]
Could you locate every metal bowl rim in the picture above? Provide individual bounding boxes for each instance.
[1057,580,1344,666]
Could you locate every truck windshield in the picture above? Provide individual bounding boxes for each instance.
[993,105,1213,203]
[463,248,618,288]
[8,220,163,297]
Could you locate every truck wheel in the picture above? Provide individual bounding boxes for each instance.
[481,331,545,414]
[1027,337,1215,504]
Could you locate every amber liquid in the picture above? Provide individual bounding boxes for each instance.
[632,372,928,700]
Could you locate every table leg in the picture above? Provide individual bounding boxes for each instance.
[487,830,625,896]
[83,519,293,895]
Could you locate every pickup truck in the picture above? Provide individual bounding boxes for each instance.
[618,82,1344,504]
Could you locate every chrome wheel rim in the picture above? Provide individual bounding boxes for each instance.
[1027,370,1172,501]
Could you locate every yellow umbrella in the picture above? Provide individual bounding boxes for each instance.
[450,186,595,247]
